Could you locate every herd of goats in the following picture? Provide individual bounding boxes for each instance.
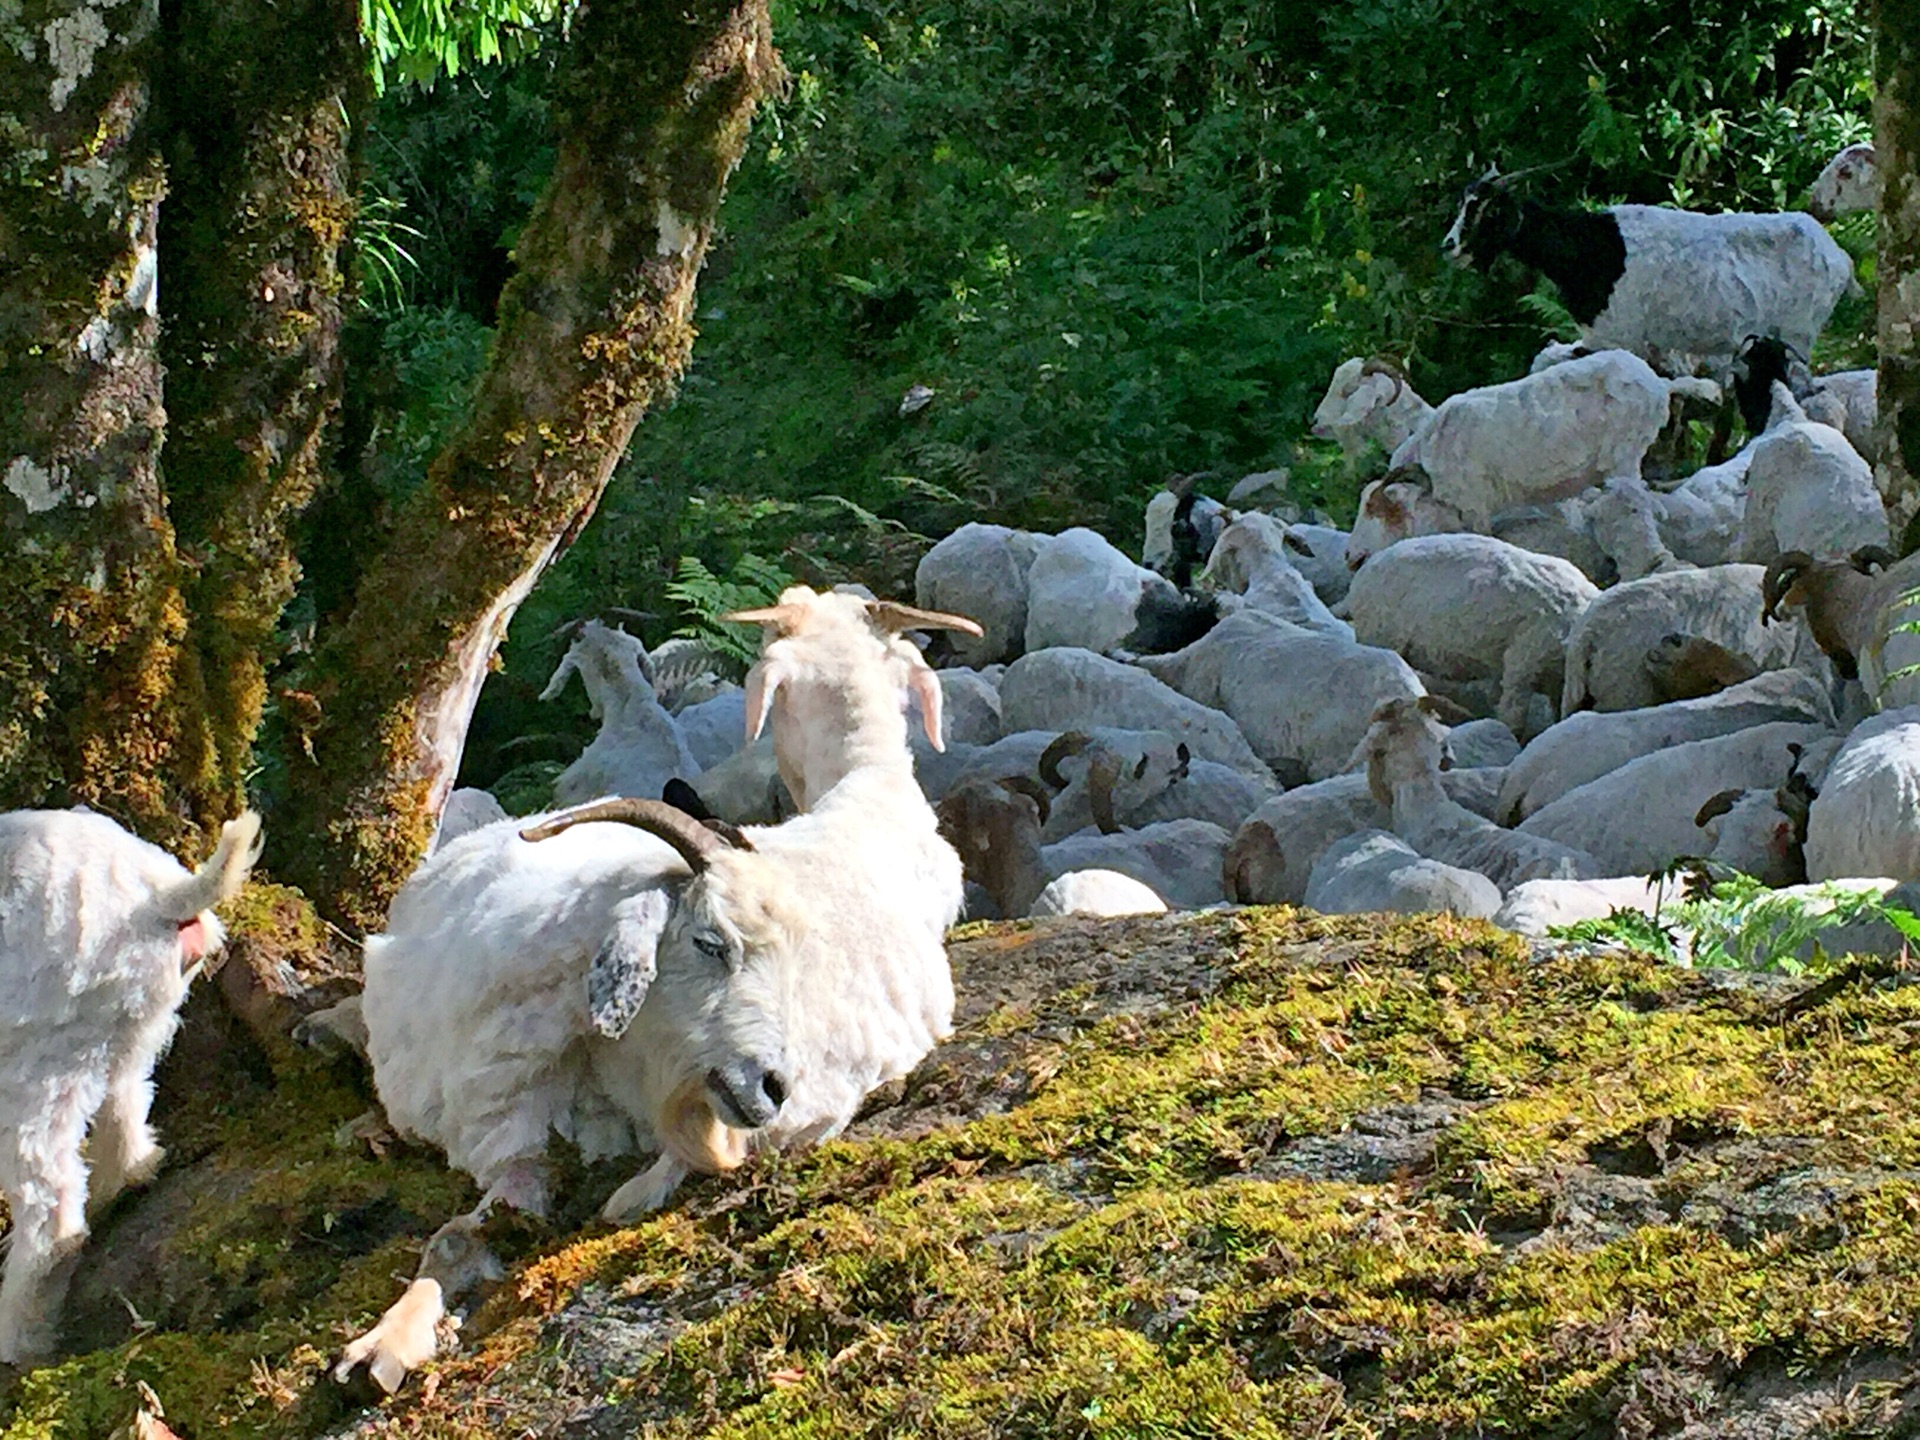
[0,145,1914,1399]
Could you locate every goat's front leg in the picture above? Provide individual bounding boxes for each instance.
[333,1159,544,1394]
[86,1067,166,1221]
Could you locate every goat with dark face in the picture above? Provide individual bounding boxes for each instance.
[1443,168,1852,376]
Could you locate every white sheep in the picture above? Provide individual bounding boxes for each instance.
[1138,609,1424,781]
[1737,385,1887,568]
[1515,721,1831,876]
[675,687,750,771]
[1493,876,1668,937]
[1142,475,1233,586]
[1559,564,1823,714]
[0,809,262,1363]
[936,780,1225,913]
[543,621,701,808]
[1804,707,1920,884]
[1310,357,1434,464]
[1303,830,1504,919]
[1344,533,1598,735]
[1029,870,1169,918]
[1196,513,1353,640]
[1496,668,1836,825]
[1808,142,1879,220]
[338,590,971,1392]
[1443,170,1855,375]
[1576,464,1748,579]
[1353,698,1600,887]
[1280,522,1354,605]
[1024,527,1216,656]
[1222,765,1508,905]
[998,647,1270,777]
[915,522,1044,666]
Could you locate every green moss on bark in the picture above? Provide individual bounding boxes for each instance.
[0,0,199,848]
[275,0,784,929]
[155,0,362,834]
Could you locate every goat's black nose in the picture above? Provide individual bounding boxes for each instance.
[760,1070,789,1110]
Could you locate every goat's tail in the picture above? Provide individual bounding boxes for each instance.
[157,811,264,921]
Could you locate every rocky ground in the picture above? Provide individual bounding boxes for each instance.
[3,904,1919,1438]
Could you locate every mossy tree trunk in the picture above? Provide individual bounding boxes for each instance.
[155,0,362,837]
[0,0,196,846]
[1877,0,1920,528]
[275,0,782,928]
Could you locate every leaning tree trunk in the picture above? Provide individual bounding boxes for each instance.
[1879,0,1920,534]
[0,0,197,847]
[155,0,361,836]
[276,0,782,928]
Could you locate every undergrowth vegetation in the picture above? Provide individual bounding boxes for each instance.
[322,0,1872,784]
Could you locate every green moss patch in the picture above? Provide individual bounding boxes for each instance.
[6,910,1919,1437]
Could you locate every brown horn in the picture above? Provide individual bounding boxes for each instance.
[1038,731,1096,790]
[719,602,811,635]
[864,600,986,637]
[520,798,752,872]
[1415,693,1475,726]
[1085,751,1124,835]
[1167,471,1200,499]
[1359,357,1407,401]
[1692,789,1746,829]
[1760,552,1815,626]
[997,774,1052,826]
[1849,545,1897,575]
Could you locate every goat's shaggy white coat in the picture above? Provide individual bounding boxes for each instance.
[1022,527,1184,655]
[915,523,1043,666]
[543,622,701,808]
[1738,385,1888,567]
[0,809,261,1363]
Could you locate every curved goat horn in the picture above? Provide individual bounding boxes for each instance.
[521,798,752,872]
[997,775,1052,827]
[1085,751,1125,835]
[1693,789,1746,829]
[864,600,985,637]
[1415,693,1475,726]
[1358,357,1407,402]
[1850,545,1897,575]
[1380,462,1432,492]
[1037,731,1096,791]
[1760,551,1815,626]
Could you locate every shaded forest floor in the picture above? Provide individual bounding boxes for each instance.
[3,907,1919,1438]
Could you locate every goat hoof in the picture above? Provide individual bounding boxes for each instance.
[123,1142,166,1189]
[334,1278,446,1394]
[600,1155,688,1224]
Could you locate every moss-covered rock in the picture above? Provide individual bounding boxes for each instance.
[4,910,1918,1438]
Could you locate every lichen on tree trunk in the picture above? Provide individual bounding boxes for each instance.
[274,0,783,928]
[0,0,195,846]
[1876,0,1920,529]
[155,0,361,836]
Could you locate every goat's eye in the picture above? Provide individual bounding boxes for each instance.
[692,930,730,962]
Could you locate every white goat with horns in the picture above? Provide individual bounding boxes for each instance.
[336,589,981,1393]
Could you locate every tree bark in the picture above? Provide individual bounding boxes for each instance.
[0,0,194,846]
[155,0,361,834]
[1876,0,1920,532]
[275,0,782,928]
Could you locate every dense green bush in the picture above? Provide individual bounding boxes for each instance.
[331,0,1873,784]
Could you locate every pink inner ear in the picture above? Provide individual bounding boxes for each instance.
[178,917,209,961]
[909,667,945,751]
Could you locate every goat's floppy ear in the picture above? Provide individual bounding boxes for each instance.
[588,890,670,1039]
[909,664,946,750]
[742,657,790,742]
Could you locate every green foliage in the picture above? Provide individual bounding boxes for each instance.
[664,553,796,669]
[1550,871,1920,973]
[360,0,567,92]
